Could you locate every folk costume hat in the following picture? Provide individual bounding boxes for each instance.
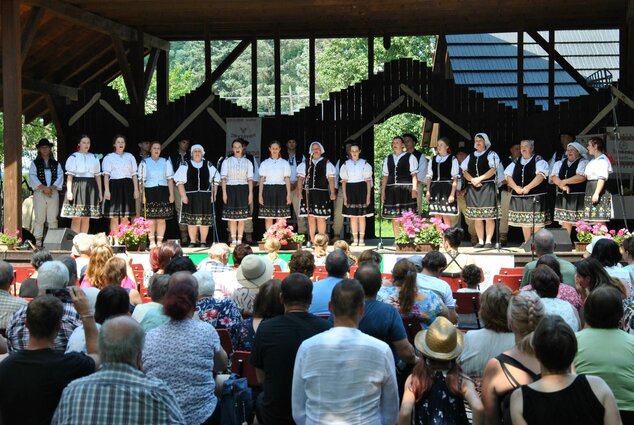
[474,133,492,150]
[190,144,205,155]
[36,138,54,149]
[414,317,464,361]
[236,255,274,289]
[309,141,326,155]
[567,142,588,159]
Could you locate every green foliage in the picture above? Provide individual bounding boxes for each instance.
[0,114,56,164]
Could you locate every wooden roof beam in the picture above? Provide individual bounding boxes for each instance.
[111,34,138,105]
[209,39,251,84]
[21,6,44,64]
[23,77,78,100]
[25,0,169,51]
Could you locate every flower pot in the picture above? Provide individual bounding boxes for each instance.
[258,241,301,251]
[574,242,589,253]
[396,243,439,253]
[125,242,147,252]
[0,243,15,251]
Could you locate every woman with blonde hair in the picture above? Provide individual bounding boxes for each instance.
[313,233,329,266]
[80,244,136,290]
[263,238,289,271]
[104,256,142,309]
[481,290,545,425]
[333,240,357,266]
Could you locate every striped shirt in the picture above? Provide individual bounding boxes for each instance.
[52,363,186,425]
[0,289,27,329]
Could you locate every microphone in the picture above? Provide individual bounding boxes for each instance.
[216,156,224,168]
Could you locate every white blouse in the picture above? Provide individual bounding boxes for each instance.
[139,157,174,188]
[296,158,336,178]
[426,155,459,180]
[65,152,101,178]
[549,158,588,182]
[287,153,304,184]
[174,160,220,188]
[340,159,372,184]
[259,158,291,185]
[220,156,254,185]
[503,155,549,179]
[102,152,137,180]
[584,154,613,180]
[460,150,501,172]
[381,152,418,176]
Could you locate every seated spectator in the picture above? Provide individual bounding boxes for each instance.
[52,316,186,424]
[455,264,483,329]
[19,248,53,298]
[194,270,241,329]
[132,274,169,323]
[104,256,142,310]
[7,261,81,352]
[441,227,475,278]
[308,249,349,315]
[265,238,290,271]
[232,254,274,316]
[0,261,27,329]
[231,279,284,351]
[163,256,197,275]
[591,238,634,291]
[574,285,634,423]
[80,244,136,291]
[378,259,447,328]
[459,284,515,380]
[357,249,382,267]
[142,246,160,289]
[399,317,483,425]
[198,243,233,272]
[574,257,630,302]
[143,272,228,425]
[531,265,580,331]
[232,243,253,268]
[510,315,621,425]
[71,232,94,280]
[66,285,130,353]
[59,255,79,288]
[522,254,582,311]
[622,237,634,277]
[333,239,357,266]
[0,290,98,424]
[289,249,315,278]
[520,229,576,288]
[313,233,329,266]
[481,291,545,425]
[417,250,458,323]
[156,240,184,273]
[139,275,171,333]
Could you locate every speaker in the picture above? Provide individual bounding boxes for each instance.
[520,228,572,252]
[43,228,77,251]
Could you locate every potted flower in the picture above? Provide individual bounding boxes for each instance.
[395,212,447,252]
[610,228,631,248]
[574,220,594,252]
[0,229,21,251]
[110,217,153,251]
[259,219,305,251]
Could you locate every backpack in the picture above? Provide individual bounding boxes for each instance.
[219,373,253,425]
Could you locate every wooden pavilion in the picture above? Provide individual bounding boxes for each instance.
[1,0,633,235]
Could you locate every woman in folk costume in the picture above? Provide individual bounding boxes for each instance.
[549,141,589,234]
[174,144,220,247]
[102,134,139,233]
[138,141,175,248]
[426,137,459,228]
[297,141,336,243]
[381,136,419,238]
[61,134,103,233]
[340,143,373,246]
[583,136,613,224]
[460,133,501,248]
[258,140,292,230]
[221,139,254,246]
[504,140,551,242]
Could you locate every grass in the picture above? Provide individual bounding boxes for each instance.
[374,218,395,238]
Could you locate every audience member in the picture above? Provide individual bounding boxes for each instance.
[0,261,26,328]
[378,259,447,328]
[622,237,634,277]
[416,251,457,323]
[81,244,136,290]
[520,229,576,287]
[252,273,331,425]
[232,254,274,316]
[58,255,79,288]
[521,254,582,311]
[71,232,94,279]
[52,316,186,424]
[308,249,349,315]
[292,279,399,425]
[232,243,253,267]
[265,238,290,271]
[289,249,315,278]
[198,243,233,272]
[230,279,283,352]
[0,290,98,424]
[194,270,241,329]
[399,317,483,425]
[481,291,545,425]
[458,284,515,380]
[143,272,228,425]
[156,240,184,272]
[104,256,142,309]
[591,238,634,289]
[19,248,53,298]
[7,261,81,352]
[455,264,483,329]
[441,227,475,277]
[163,256,197,275]
[531,265,580,330]
[313,233,329,265]
[132,274,169,323]
[574,258,629,302]
[574,286,634,423]
[510,315,621,425]
[333,239,357,266]
[357,249,382,266]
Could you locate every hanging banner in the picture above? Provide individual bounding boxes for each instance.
[225,117,262,161]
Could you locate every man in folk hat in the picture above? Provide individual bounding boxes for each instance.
[28,138,64,248]
[292,279,399,425]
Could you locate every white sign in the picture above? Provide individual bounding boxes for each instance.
[225,117,262,161]
[578,127,634,174]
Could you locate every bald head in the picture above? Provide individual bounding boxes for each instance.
[99,316,145,366]
[534,229,555,256]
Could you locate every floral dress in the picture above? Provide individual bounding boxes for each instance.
[196,297,242,329]
[229,317,255,351]
[377,286,444,328]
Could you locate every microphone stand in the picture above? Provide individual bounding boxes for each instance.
[376,180,384,250]
[304,157,313,248]
[211,157,222,244]
[531,195,538,261]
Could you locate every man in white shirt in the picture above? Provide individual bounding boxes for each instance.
[415,251,457,323]
[292,279,399,425]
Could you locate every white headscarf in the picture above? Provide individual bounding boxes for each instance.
[309,141,325,156]
[474,133,492,150]
[567,142,588,159]
[190,144,205,155]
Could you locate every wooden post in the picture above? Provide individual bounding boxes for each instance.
[517,32,525,116]
[368,35,374,78]
[204,25,211,84]
[133,28,145,120]
[251,39,257,113]
[156,49,169,112]
[274,38,281,117]
[309,37,316,109]
[2,0,23,231]
[548,30,555,111]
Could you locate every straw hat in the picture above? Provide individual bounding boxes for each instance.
[414,317,464,361]
[236,255,274,289]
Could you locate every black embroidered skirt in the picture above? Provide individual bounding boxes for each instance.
[554,190,585,224]
[509,193,551,227]
[428,180,458,216]
[300,189,332,217]
[583,180,613,222]
[259,184,291,219]
[143,186,173,219]
[343,181,373,217]
[103,178,136,218]
[382,184,417,219]
[180,191,214,226]
[223,184,251,221]
[61,177,102,219]
[465,181,499,220]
